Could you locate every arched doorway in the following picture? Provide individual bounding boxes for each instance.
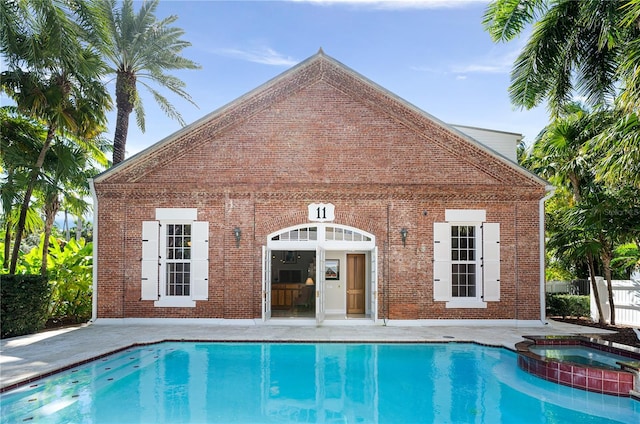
[263,224,377,323]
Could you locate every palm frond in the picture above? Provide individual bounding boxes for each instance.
[140,82,185,126]
[138,70,198,107]
[134,94,145,133]
[482,0,545,42]
[593,112,640,187]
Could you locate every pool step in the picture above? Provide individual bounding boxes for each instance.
[0,346,169,422]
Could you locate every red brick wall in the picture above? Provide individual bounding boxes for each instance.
[94,194,543,320]
[94,64,546,321]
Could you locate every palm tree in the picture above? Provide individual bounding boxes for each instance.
[528,104,612,201]
[570,187,638,325]
[36,137,109,275]
[548,202,607,324]
[96,0,200,164]
[1,0,111,274]
[484,1,640,190]
[0,110,45,268]
[528,106,619,323]
[483,0,637,115]
[484,1,640,324]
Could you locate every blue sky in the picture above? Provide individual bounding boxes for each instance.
[114,0,550,158]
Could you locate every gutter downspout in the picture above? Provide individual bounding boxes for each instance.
[539,185,556,324]
[89,178,98,323]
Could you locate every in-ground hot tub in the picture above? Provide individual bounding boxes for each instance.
[516,335,640,397]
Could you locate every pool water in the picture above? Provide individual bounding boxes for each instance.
[528,346,632,370]
[1,342,638,423]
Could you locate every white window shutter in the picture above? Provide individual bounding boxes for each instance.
[191,221,209,300]
[483,223,500,301]
[141,221,159,300]
[433,223,451,301]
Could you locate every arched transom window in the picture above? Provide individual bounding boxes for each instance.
[271,226,318,241]
[325,226,371,242]
[268,224,375,249]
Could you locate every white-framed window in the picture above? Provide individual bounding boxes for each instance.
[433,210,500,308]
[141,208,209,308]
[164,223,192,296]
[451,225,478,298]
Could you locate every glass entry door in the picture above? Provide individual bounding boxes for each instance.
[265,224,376,322]
[315,246,325,323]
[262,246,271,320]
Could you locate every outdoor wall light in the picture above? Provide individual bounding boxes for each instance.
[400,228,408,247]
[233,227,242,248]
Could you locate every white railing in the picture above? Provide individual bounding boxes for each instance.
[590,276,640,327]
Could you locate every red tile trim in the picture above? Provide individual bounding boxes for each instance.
[516,337,639,397]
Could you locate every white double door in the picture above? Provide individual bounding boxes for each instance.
[262,245,378,323]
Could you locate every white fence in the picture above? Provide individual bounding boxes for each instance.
[590,276,640,327]
[545,279,590,295]
[546,281,570,293]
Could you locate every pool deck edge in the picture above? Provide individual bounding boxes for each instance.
[0,319,617,391]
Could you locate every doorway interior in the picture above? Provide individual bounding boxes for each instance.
[264,224,377,322]
[270,250,316,318]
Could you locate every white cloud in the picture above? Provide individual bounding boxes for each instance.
[451,48,519,75]
[213,47,298,66]
[409,65,442,73]
[450,63,509,74]
[288,0,486,9]
[412,48,519,77]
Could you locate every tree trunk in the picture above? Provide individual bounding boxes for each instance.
[40,194,60,275]
[3,169,16,269]
[64,209,70,241]
[569,172,581,203]
[9,125,56,274]
[600,244,616,326]
[3,220,11,269]
[76,216,83,241]
[587,251,606,325]
[112,71,136,164]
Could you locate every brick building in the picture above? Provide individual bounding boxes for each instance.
[91,51,550,325]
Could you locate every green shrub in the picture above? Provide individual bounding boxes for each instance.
[6,236,93,324]
[45,238,93,322]
[546,293,590,319]
[1,274,50,338]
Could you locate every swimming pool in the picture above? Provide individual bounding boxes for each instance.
[1,342,638,423]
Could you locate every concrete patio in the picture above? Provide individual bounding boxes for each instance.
[0,319,616,391]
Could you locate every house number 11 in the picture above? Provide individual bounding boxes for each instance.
[308,203,335,222]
